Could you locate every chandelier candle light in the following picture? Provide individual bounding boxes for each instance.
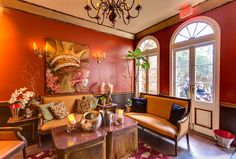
[85,0,142,27]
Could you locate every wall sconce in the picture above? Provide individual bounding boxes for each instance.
[33,42,47,58]
[93,51,105,64]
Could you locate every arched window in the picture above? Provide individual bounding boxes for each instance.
[170,16,220,137]
[174,22,214,43]
[137,36,160,94]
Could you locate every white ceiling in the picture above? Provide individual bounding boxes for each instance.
[22,0,206,34]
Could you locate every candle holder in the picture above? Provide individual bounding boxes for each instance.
[67,114,77,133]
[116,109,124,125]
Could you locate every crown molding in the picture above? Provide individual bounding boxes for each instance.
[1,0,135,40]
[135,0,235,40]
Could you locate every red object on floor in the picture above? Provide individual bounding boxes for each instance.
[214,129,235,139]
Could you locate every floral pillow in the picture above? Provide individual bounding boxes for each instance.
[77,96,98,114]
[49,101,69,119]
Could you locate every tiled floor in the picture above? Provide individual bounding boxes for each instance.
[14,128,236,159]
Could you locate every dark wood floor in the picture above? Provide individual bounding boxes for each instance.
[14,128,236,159]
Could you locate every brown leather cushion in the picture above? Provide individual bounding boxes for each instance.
[41,94,92,113]
[126,112,177,138]
[0,141,25,159]
[41,114,83,132]
[144,95,189,120]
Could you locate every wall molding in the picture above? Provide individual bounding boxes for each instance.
[221,102,236,109]
[0,0,135,40]
[135,0,235,40]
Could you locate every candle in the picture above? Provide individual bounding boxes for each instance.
[96,2,100,8]
[67,114,76,125]
[45,44,48,52]
[87,0,90,5]
[33,42,37,51]
[117,109,124,118]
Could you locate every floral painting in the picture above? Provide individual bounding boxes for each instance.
[45,39,89,94]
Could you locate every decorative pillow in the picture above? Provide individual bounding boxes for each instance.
[131,97,147,113]
[77,96,97,114]
[169,103,186,126]
[90,97,99,110]
[49,101,69,119]
[37,102,55,122]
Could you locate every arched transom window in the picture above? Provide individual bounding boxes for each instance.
[139,39,157,52]
[137,36,159,95]
[174,22,214,43]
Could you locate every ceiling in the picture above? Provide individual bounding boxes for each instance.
[22,0,206,34]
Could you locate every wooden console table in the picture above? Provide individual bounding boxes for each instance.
[7,116,38,145]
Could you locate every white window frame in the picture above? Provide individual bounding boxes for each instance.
[136,35,160,95]
[169,16,221,136]
[170,16,220,101]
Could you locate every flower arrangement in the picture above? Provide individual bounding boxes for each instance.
[71,68,89,87]
[46,69,60,93]
[9,87,35,109]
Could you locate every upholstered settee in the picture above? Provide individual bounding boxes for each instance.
[125,93,191,156]
[37,93,92,147]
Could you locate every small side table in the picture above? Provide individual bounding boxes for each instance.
[97,103,118,113]
[7,116,38,145]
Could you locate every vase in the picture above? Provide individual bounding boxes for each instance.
[10,108,20,118]
[101,99,106,106]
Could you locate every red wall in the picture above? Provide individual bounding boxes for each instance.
[137,1,236,103]
[0,8,133,101]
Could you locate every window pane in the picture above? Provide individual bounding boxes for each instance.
[174,22,214,43]
[193,22,207,37]
[148,56,158,94]
[139,39,157,52]
[176,67,189,82]
[176,49,189,66]
[195,25,214,38]
[139,69,146,93]
[195,45,213,65]
[195,65,213,83]
[149,82,157,94]
[175,35,189,43]
[195,82,213,103]
[178,27,191,39]
[175,82,189,98]
[187,23,197,37]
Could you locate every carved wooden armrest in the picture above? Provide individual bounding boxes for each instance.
[0,127,27,146]
[38,113,43,131]
[177,115,190,139]
[0,127,22,132]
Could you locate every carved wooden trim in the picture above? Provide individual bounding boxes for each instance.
[1,0,135,39]
[135,0,235,40]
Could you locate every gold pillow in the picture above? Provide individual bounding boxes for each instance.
[49,101,69,119]
[77,96,95,114]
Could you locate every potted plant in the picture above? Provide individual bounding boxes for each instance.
[125,98,132,112]
[99,96,107,106]
[123,48,150,97]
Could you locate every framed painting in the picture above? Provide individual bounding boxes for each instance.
[45,39,89,94]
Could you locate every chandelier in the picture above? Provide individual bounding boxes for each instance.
[85,0,142,27]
